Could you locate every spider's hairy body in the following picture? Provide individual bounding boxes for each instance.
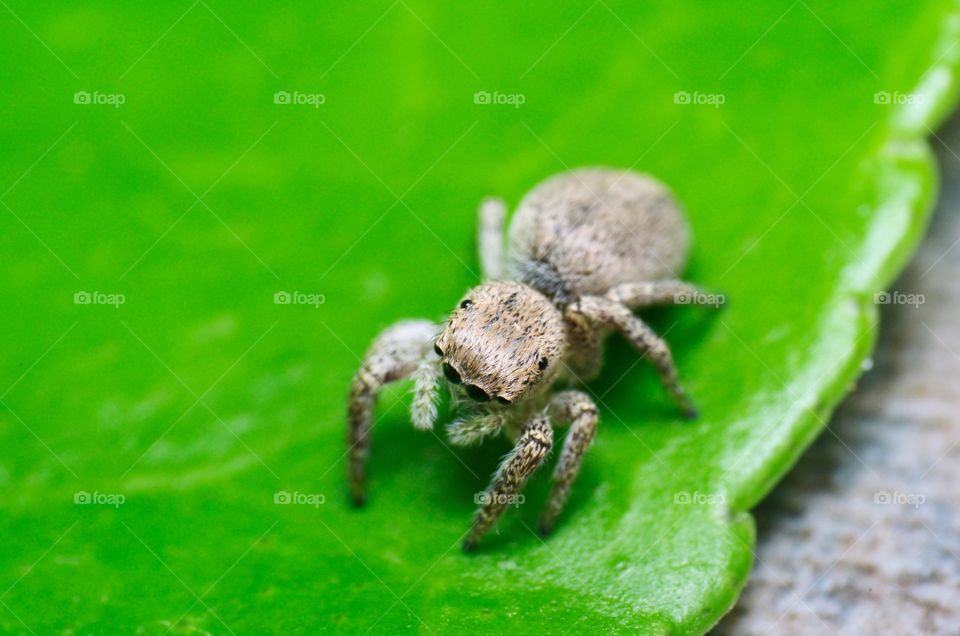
[347,168,710,550]
[509,168,689,303]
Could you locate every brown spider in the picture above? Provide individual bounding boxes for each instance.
[347,168,712,551]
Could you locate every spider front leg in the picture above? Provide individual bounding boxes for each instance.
[605,280,709,308]
[347,319,440,505]
[538,390,599,535]
[463,412,553,552]
[572,295,698,419]
[478,197,506,280]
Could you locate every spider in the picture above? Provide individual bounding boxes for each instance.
[347,168,712,551]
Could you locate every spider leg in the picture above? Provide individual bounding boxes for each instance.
[572,296,697,419]
[538,390,599,535]
[347,319,438,506]
[605,280,709,309]
[411,357,442,431]
[562,307,602,382]
[478,196,507,280]
[463,412,553,551]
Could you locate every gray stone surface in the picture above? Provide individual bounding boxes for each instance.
[714,120,960,635]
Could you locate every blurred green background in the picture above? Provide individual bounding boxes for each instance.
[1,1,957,633]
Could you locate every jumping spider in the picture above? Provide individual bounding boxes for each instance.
[347,168,712,551]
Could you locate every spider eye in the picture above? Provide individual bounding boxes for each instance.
[465,384,490,402]
[459,299,474,309]
[538,357,549,371]
[443,363,461,384]
[496,396,511,405]
[433,342,443,357]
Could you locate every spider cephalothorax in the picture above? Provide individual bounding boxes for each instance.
[346,168,712,550]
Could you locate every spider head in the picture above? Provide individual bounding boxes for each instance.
[433,281,567,405]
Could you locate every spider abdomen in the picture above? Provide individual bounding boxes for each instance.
[507,168,690,302]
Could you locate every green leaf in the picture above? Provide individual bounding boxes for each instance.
[1,1,958,633]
